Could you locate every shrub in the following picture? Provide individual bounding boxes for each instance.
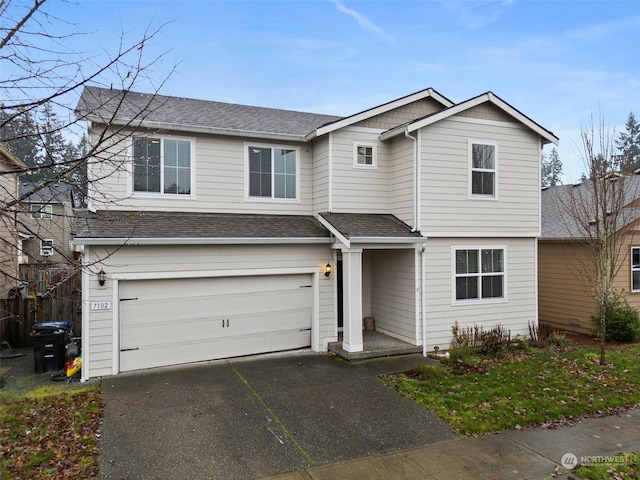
[592,297,640,342]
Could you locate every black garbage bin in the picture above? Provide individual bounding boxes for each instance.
[33,321,71,373]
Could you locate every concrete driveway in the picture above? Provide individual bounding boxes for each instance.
[98,353,459,480]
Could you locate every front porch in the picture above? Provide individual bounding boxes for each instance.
[328,330,422,360]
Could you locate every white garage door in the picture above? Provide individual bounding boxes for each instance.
[119,274,312,372]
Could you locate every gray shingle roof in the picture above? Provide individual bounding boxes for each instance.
[541,175,640,239]
[19,181,73,204]
[76,86,343,140]
[318,213,423,239]
[72,211,329,242]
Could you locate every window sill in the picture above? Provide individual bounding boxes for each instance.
[467,194,499,201]
[452,297,508,306]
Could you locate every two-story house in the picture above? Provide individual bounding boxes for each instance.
[73,86,558,380]
[19,181,75,265]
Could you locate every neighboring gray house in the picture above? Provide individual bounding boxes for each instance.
[73,86,558,380]
[19,181,75,265]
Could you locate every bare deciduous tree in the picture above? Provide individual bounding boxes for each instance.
[556,113,640,365]
[0,0,175,296]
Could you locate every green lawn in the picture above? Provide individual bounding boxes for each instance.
[384,344,640,435]
[573,452,640,479]
[0,388,103,480]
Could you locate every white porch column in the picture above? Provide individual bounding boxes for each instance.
[342,248,363,352]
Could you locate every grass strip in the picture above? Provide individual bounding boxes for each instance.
[384,345,640,435]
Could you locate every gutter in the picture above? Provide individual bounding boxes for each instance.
[72,237,331,247]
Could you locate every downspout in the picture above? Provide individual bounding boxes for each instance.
[421,242,427,356]
[80,245,89,382]
[405,129,418,232]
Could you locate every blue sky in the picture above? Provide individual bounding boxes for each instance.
[38,0,640,180]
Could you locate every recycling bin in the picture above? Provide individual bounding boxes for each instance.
[33,321,71,373]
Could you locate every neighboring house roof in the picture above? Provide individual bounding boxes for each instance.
[541,175,640,239]
[317,213,425,248]
[19,181,73,204]
[0,144,28,171]
[72,211,330,245]
[76,86,343,143]
[380,91,559,146]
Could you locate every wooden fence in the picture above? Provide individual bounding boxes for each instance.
[0,265,81,348]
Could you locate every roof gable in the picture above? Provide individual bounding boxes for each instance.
[306,88,454,140]
[380,91,559,145]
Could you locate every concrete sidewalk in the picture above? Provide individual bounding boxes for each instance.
[263,408,640,480]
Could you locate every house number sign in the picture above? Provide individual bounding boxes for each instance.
[91,301,112,311]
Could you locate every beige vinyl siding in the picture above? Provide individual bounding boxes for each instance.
[371,249,418,344]
[362,251,373,317]
[539,231,640,334]
[425,237,536,350]
[0,169,19,297]
[618,231,640,313]
[84,243,334,378]
[89,127,314,215]
[330,127,390,213]
[389,135,415,227]
[20,202,73,262]
[420,116,541,236]
[312,136,330,213]
[538,241,597,334]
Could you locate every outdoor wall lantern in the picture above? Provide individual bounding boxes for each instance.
[324,263,332,277]
[98,269,106,287]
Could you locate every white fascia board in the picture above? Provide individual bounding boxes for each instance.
[423,230,540,238]
[380,92,559,146]
[350,237,427,244]
[306,88,454,141]
[72,237,330,246]
[315,215,350,248]
[84,115,307,144]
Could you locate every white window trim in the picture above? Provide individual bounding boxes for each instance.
[352,142,377,169]
[632,246,640,293]
[128,135,196,198]
[31,204,53,219]
[468,139,499,200]
[244,142,301,202]
[451,245,508,305]
[41,239,54,257]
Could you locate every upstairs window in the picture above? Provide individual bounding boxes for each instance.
[632,247,640,292]
[354,143,376,167]
[455,248,505,302]
[31,204,52,219]
[133,137,192,195]
[248,145,298,200]
[470,142,497,197]
[41,239,54,257]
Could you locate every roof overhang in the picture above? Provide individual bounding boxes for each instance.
[0,144,28,171]
[72,236,331,247]
[305,87,454,141]
[380,92,559,146]
[316,214,426,249]
[81,115,308,144]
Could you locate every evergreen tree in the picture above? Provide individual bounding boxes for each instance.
[0,107,39,169]
[616,112,640,173]
[541,147,563,186]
